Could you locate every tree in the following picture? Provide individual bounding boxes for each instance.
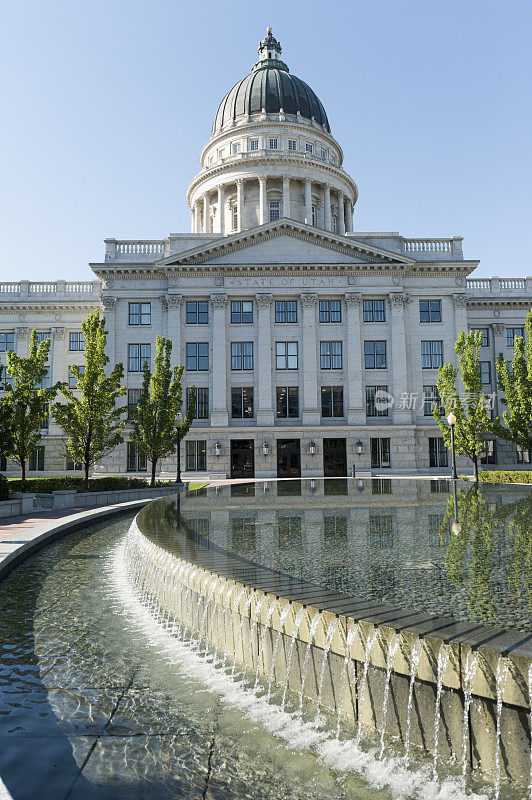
[434,329,491,482]
[2,331,60,482]
[0,366,15,465]
[52,310,126,488]
[489,311,532,457]
[130,336,196,486]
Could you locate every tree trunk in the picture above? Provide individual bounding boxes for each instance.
[84,461,90,491]
[21,459,25,484]
[473,457,479,484]
[150,458,157,488]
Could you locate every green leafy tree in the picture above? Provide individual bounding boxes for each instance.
[489,311,532,456]
[434,329,492,482]
[0,366,15,466]
[52,310,126,489]
[130,336,196,486]
[2,332,60,482]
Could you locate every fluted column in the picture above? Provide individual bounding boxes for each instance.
[301,293,319,424]
[236,179,244,232]
[203,194,209,233]
[345,293,365,424]
[304,179,312,225]
[282,176,290,219]
[210,293,228,426]
[337,193,345,235]
[256,294,274,426]
[345,199,353,233]
[324,185,331,231]
[492,322,506,417]
[101,296,117,374]
[259,176,267,225]
[389,292,411,423]
[194,202,201,233]
[217,186,225,235]
[51,327,66,384]
[163,294,183,368]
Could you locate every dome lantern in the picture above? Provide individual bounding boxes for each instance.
[254,26,288,71]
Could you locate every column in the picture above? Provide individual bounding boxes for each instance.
[51,327,66,384]
[345,199,353,233]
[492,322,506,418]
[236,179,244,232]
[190,210,194,232]
[15,327,29,357]
[324,185,331,231]
[301,293,320,425]
[210,293,228,426]
[256,294,274,426]
[453,293,469,395]
[389,293,412,423]
[259,176,267,225]
[304,179,312,225]
[337,193,345,234]
[164,294,183,368]
[203,194,209,233]
[345,293,365,424]
[194,202,201,233]
[217,186,225,235]
[101,296,117,374]
[282,176,290,219]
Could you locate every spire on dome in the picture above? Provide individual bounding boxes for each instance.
[253,27,289,71]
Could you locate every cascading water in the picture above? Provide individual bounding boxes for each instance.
[433,642,452,776]
[404,637,423,763]
[254,598,279,689]
[461,650,479,776]
[298,612,323,712]
[315,617,339,717]
[247,595,269,675]
[267,603,292,700]
[355,628,379,745]
[231,590,257,677]
[281,607,306,709]
[336,623,359,738]
[379,632,401,758]
[494,655,510,800]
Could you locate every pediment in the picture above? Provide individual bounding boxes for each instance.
[157,219,414,269]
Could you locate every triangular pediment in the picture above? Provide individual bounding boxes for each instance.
[157,219,414,268]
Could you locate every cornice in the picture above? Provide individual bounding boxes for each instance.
[466,298,532,309]
[0,302,99,315]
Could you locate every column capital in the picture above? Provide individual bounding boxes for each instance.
[300,292,317,308]
[101,296,118,312]
[388,292,411,308]
[256,293,273,309]
[52,326,65,340]
[16,327,29,339]
[235,177,244,186]
[344,292,362,308]
[210,293,228,309]
[493,322,506,335]
[161,294,182,311]
[452,292,469,309]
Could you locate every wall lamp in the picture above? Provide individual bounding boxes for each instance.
[262,441,270,457]
[356,440,363,455]
[214,441,221,457]
[309,440,316,456]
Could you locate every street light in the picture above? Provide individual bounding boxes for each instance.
[214,441,221,457]
[447,412,457,480]
[356,440,363,455]
[175,423,183,487]
[309,441,316,456]
[262,441,269,457]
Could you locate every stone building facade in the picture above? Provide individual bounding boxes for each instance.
[0,30,530,480]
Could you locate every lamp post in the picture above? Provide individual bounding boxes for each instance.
[451,478,462,535]
[447,412,457,480]
[175,421,183,487]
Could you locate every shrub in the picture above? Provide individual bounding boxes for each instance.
[0,474,9,501]
[473,471,532,484]
[7,476,174,494]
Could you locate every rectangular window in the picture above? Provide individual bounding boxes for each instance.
[421,340,443,369]
[269,200,280,222]
[320,148,327,160]
[305,142,313,153]
[232,142,241,154]
[68,331,85,351]
[230,300,253,324]
[35,332,51,347]
[319,300,342,323]
[481,440,497,465]
[429,437,448,467]
[66,455,83,471]
[363,299,386,323]
[366,385,389,417]
[249,138,259,151]
[186,301,209,325]
[0,332,14,352]
[320,341,343,369]
[419,299,442,323]
[288,139,297,151]
[128,344,151,372]
[276,386,299,418]
[275,300,297,323]
[372,478,392,495]
[231,387,254,418]
[311,205,316,226]
[232,517,256,552]
[516,446,531,464]
[323,515,347,543]
[368,515,394,547]
[507,327,525,347]
[187,387,209,419]
[68,365,85,388]
[186,342,209,371]
[364,340,387,369]
[128,302,151,326]
[127,388,141,420]
[232,205,238,231]
[186,440,207,471]
[29,446,45,471]
[269,138,278,150]
[231,341,253,371]
[480,361,491,385]
[127,442,147,472]
[423,385,443,416]
[278,516,302,549]
[370,438,391,468]
[321,386,344,418]
[473,327,490,347]
[276,342,298,370]
[39,368,50,390]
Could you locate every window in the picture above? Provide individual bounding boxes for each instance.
[516,446,531,464]
[232,205,238,231]
[276,386,299,418]
[480,361,491,385]
[232,142,241,154]
[419,300,442,323]
[231,342,253,370]
[371,438,391,468]
[429,437,448,467]
[364,341,387,369]
[186,440,207,471]
[311,205,316,226]
[320,148,327,160]
[320,341,342,369]
[321,386,344,418]
[230,301,253,324]
[41,402,49,430]
[332,216,337,233]
[275,300,297,324]
[186,342,208,371]
[34,332,51,346]
[232,517,256,552]
[421,341,443,369]
[29,447,45,471]
[66,456,83,471]
[68,365,85,388]
[372,478,392,495]
[129,303,151,326]
[128,344,151,372]
[431,479,450,493]
[319,300,341,323]
[366,385,389,417]
[473,328,490,347]
[269,138,278,150]
[186,301,209,325]
[0,332,14,352]
[188,387,209,419]
[363,300,386,323]
[368,515,394,547]
[127,388,141,420]
[288,139,297,151]
[269,200,280,222]
[249,138,259,151]
[39,368,51,390]
[480,440,497,465]
[305,142,313,154]
[278,516,302,549]
[127,442,147,472]
[69,331,85,351]
[276,342,298,370]
[423,385,443,416]
[324,515,347,544]
[507,327,525,347]
[231,387,254,418]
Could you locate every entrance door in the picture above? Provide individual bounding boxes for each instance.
[277,439,301,478]
[323,438,347,477]
[230,440,255,478]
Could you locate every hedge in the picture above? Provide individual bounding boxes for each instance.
[474,471,532,485]
[0,474,9,501]
[7,476,174,494]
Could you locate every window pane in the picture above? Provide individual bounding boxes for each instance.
[419,300,429,323]
[231,342,242,370]
[364,341,375,369]
[430,300,441,322]
[197,302,208,324]
[286,301,297,323]
[363,300,373,322]
[197,343,209,370]
[186,343,197,370]
[374,300,385,322]
[276,386,287,417]
[321,386,332,417]
[242,387,253,417]
[375,341,386,369]
[129,303,140,325]
[231,389,242,418]
[140,303,151,325]
[186,302,197,324]
[319,301,329,323]
[242,342,253,370]
[330,300,341,322]
[333,386,343,417]
[275,301,285,323]
[242,302,253,323]
[276,342,286,369]
[288,387,299,417]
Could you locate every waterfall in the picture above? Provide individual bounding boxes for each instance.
[315,617,339,716]
[404,638,423,763]
[247,595,270,674]
[298,612,323,712]
[231,590,257,677]
[461,650,479,776]
[355,628,379,745]
[222,586,246,668]
[254,598,279,689]
[494,655,510,800]
[267,604,292,700]
[433,642,452,776]
[281,607,306,709]
[379,633,401,758]
[336,623,359,738]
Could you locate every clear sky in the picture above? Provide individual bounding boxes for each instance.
[1,0,530,280]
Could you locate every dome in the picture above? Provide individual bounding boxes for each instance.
[212,29,330,135]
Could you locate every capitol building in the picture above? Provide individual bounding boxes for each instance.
[1,29,530,480]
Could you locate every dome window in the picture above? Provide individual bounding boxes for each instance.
[305,142,313,154]
[269,138,278,150]
[288,139,297,151]
[232,142,242,155]
[269,201,280,222]
[321,148,327,160]
[232,206,238,231]
[249,138,259,151]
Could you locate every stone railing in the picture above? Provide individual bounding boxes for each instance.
[466,277,531,294]
[403,238,453,253]
[0,280,101,300]
[105,239,167,260]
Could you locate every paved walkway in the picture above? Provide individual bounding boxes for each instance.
[0,506,94,544]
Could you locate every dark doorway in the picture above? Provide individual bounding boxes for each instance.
[323,438,347,477]
[230,440,255,478]
[277,439,301,478]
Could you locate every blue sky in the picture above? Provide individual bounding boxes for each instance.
[1,0,530,280]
